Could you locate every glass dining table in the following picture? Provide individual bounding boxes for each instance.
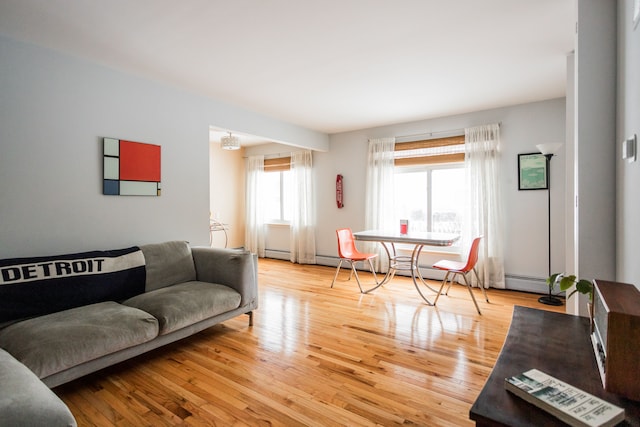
[353,229,460,305]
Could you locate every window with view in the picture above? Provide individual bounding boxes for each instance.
[394,165,464,234]
[393,135,465,236]
[263,157,293,223]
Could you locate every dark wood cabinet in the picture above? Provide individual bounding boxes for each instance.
[469,306,640,426]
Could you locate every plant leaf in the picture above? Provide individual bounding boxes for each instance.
[559,275,577,291]
[547,273,560,285]
[547,273,562,287]
[576,280,593,295]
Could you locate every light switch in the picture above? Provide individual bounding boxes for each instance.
[622,134,637,163]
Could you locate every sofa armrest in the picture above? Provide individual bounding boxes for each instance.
[0,348,77,427]
[191,247,258,309]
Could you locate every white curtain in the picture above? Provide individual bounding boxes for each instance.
[245,155,265,257]
[464,124,505,288]
[364,137,396,272]
[290,150,316,264]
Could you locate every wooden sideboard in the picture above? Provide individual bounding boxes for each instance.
[469,306,640,426]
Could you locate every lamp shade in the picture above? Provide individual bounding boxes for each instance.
[221,132,240,150]
[536,143,563,156]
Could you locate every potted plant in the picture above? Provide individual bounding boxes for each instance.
[548,273,594,301]
[547,273,595,324]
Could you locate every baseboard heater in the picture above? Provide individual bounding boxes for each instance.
[265,249,290,261]
[312,255,447,280]
[504,274,560,295]
[269,253,554,295]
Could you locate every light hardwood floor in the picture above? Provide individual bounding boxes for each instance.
[55,258,563,426]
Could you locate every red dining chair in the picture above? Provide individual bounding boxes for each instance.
[331,228,378,293]
[432,236,489,314]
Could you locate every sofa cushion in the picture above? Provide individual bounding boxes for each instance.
[140,241,196,292]
[0,301,158,379]
[0,246,145,323]
[0,348,76,427]
[123,281,241,335]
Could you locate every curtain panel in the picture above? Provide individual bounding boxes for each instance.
[364,137,396,272]
[289,150,316,264]
[464,124,505,289]
[245,155,266,257]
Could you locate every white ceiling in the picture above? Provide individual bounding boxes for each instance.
[0,0,575,140]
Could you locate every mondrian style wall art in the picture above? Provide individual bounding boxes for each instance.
[103,138,161,196]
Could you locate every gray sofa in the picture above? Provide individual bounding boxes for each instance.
[0,241,258,427]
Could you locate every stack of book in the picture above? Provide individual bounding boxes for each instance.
[505,369,625,427]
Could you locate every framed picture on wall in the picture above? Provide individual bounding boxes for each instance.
[518,153,548,190]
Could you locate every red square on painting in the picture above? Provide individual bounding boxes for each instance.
[119,141,161,182]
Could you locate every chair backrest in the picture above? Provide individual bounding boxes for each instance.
[461,236,483,273]
[336,228,358,259]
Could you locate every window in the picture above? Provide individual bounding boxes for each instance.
[264,157,292,223]
[394,165,464,233]
[393,135,465,235]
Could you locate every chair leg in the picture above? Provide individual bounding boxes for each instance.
[473,267,489,302]
[446,272,459,296]
[331,259,344,288]
[387,267,397,283]
[444,272,455,295]
[350,263,365,293]
[332,258,379,294]
[434,271,450,305]
[367,258,379,284]
[461,273,482,315]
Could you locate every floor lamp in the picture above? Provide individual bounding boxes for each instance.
[536,143,563,306]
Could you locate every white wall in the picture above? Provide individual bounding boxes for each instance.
[313,99,568,292]
[617,0,640,287]
[575,0,617,290]
[0,35,327,258]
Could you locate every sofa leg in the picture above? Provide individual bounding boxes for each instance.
[247,311,253,326]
